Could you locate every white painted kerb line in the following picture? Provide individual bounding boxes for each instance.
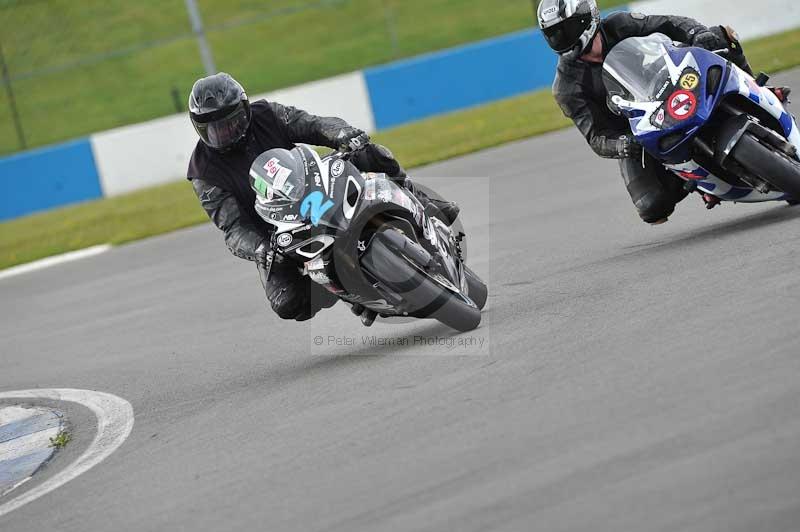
[0,245,111,281]
[0,389,134,517]
[0,407,62,497]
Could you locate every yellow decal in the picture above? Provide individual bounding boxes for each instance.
[679,72,700,91]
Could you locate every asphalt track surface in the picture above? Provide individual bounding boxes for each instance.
[3,72,800,531]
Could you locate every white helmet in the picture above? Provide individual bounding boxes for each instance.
[537,0,600,56]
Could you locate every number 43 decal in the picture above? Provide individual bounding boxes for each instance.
[300,191,334,226]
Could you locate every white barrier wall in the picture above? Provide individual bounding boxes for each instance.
[77,3,800,200]
[91,71,375,197]
[266,71,375,133]
[630,0,800,41]
[91,113,198,197]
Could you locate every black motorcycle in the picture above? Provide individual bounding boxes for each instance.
[249,144,487,332]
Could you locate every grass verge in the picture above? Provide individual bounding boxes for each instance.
[49,430,71,449]
[1,0,628,155]
[1,26,799,270]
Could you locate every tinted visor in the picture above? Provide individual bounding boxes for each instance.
[542,15,591,54]
[193,102,250,150]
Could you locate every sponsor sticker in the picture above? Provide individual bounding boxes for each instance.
[667,90,697,121]
[377,189,392,203]
[654,107,666,127]
[264,157,282,178]
[541,5,558,21]
[253,176,269,197]
[277,233,293,247]
[309,270,332,284]
[655,79,672,100]
[679,72,700,91]
[265,157,293,194]
[273,167,292,191]
[291,224,310,234]
[364,178,376,200]
[678,169,707,180]
[330,159,345,178]
[306,256,324,271]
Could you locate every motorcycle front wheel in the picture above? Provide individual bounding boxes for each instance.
[731,132,800,200]
[361,229,482,332]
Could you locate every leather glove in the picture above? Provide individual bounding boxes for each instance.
[617,135,643,159]
[254,240,275,283]
[338,129,370,152]
[692,30,726,51]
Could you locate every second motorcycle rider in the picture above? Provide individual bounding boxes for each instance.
[536,0,790,224]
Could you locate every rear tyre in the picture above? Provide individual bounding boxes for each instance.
[361,230,481,332]
[731,133,800,200]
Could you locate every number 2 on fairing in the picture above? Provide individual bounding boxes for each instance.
[300,191,334,226]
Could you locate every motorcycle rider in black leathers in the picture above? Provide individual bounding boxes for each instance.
[536,0,791,223]
[187,73,459,323]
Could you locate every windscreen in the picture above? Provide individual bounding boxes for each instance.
[602,33,673,103]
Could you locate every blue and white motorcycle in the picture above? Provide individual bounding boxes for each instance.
[603,33,800,204]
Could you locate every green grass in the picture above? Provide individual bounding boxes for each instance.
[0,0,628,155]
[0,179,210,269]
[1,26,799,270]
[744,27,800,74]
[48,430,72,449]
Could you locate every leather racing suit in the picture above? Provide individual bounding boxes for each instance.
[187,100,404,321]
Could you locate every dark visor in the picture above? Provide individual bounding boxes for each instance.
[542,15,590,54]
[193,103,249,150]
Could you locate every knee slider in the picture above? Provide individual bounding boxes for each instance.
[269,286,309,321]
[636,191,676,223]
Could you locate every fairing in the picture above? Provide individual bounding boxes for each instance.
[603,34,800,203]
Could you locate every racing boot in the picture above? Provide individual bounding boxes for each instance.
[702,193,722,210]
[400,177,460,226]
[769,86,792,104]
[360,310,377,327]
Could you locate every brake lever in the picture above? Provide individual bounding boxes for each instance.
[332,149,352,161]
[335,144,368,161]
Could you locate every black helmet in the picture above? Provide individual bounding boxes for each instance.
[189,73,252,151]
[537,0,600,56]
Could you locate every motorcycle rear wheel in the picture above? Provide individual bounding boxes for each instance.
[361,229,482,332]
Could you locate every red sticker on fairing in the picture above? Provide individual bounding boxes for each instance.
[667,90,697,121]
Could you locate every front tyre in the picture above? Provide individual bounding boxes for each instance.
[731,133,800,200]
[464,265,488,310]
[361,230,482,332]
